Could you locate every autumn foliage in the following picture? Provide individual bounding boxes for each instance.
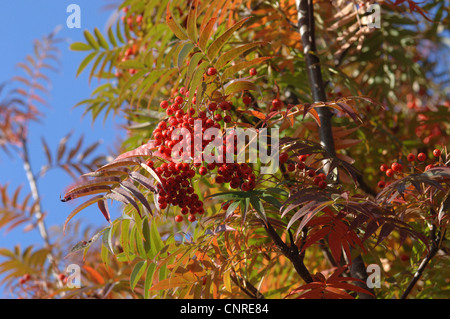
[1,0,449,299]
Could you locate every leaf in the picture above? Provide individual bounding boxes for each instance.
[97,199,112,225]
[94,27,109,50]
[70,42,92,51]
[207,17,249,60]
[83,30,99,50]
[177,42,196,70]
[198,17,217,51]
[222,56,272,79]
[130,260,148,291]
[250,195,267,224]
[166,3,188,40]
[148,276,190,291]
[224,79,260,96]
[63,195,104,233]
[216,42,265,70]
[144,263,157,299]
[76,51,97,77]
[186,0,198,41]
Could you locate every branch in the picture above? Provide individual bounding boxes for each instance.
[400,223,442,299]
[263,221,313,283]
[295,0,375,298]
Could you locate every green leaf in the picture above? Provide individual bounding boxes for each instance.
[144,263,157,299]
[118,59,146,70]
[185,52,204,85]
[94,27,109,50]
[83,30,100,50]
[142,217,153,258]
[188,60,209,99]
[102,226,115,255]
[120,219,131,260]
[108,26,118,47]
[70,42,93,51]
[166,3,188,40]
[130,260,148,291]
[250,195,267,223]
[150,220,164,257]
[225,200,240,219]
[76,51,97,77]
[177,42,196,70]
[207,17,249,61]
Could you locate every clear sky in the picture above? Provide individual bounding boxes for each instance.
[0,0,125,296]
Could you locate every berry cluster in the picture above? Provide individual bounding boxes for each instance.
[150,86,261,223]
[378,148,443,188]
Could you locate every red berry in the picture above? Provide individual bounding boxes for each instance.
[433,149,441,157]
[199,166,207,176]
[58,274,66,281]
[380,164,388,172]
[175,215,183,222]
[298,154,307,162]
[279,152,289,163]
[188,214,196,222]
[287,163,295,172]
[207,67,217,76]
[391,162,402,172]
[243,96,252,105]
[160,100,169,109]
[417,152,426,161]
[223,115,232,123]
[407,153,415,162]
[249,68,257,76]
[377,180,386,188]
[272,98,282,109]
[307,169,316,177]
[386,169,394,177]
[425,164,434,171]
[175,96,184,105]
[318,180,327,189]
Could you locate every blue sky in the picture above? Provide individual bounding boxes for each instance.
[0,1,125,295]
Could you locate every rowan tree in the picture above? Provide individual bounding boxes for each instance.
[1,0,449,299]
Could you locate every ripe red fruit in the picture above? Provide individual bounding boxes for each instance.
[298,154,307,162]
[425,164,434,171]
[318,180,327,189]
[58,274,66,281]
[188,214,196,222]
[391,162,402,172]
[407,153,415,162]
[377,180,386,188]
[175,96,184,105]
[433,149,441,157]
[207,67,217,76]
[386,169,394,177]
[272,98,282,109]
[249,68,257,76]
[287,163,295,172]
[417,152,426,161]
[279,152,289,163]
[160,100,169,109]
[199,166,207,176]
[175,215,183,222]
[380,164,388,172]
[242,96,252,105]
[307,169,316,177]
[223,115,232,123]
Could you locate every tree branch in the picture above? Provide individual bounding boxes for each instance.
[295,0,375,298]
[263,221,313,283]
